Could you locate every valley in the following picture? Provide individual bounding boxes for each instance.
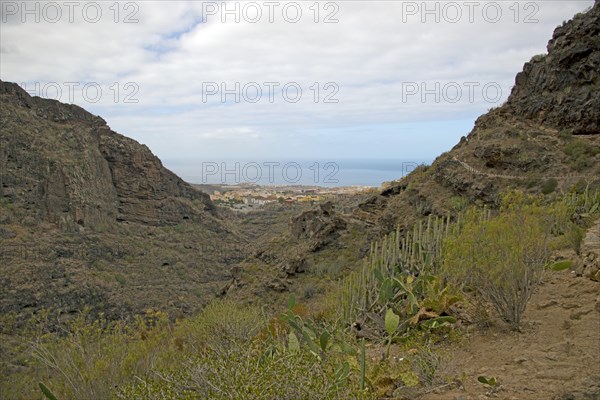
[1,1,600,399]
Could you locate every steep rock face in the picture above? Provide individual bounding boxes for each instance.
[432,1,600,201]
[504,2,600,135]
[0,80,215,229]
[98,126,215,225]
[0,81,239,323]
[0,82,118,229]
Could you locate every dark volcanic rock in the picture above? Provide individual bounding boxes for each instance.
[504,2,600,135]
[98,125,216,225]
[0,80,216,229]
[290,201,347,251]
[281,257,306,276]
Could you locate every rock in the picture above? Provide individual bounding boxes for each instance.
[289,201,347,251]
[219,278,241,297]
[580,220,600,281]
[537,300,559,309]
[570,308,593,320]
[562,302,582,310]
[98,127,216,225]
[264,278,289,292]
[504,5,600,135]
[281,257,306,276]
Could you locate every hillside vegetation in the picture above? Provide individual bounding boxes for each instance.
[2,188,598,399]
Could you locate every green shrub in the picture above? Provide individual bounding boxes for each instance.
[117,347,371,400]
[548,188,599,253]
[443,204,550,330]
[25,301,264,400]
[30,309,174,400]
[563,139,600,171]
[565,225,585,254]
[558,129,573,140]
[114,297,372,399]
[541,178,558,194]
[176,299,263,352]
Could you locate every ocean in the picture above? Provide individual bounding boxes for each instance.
[163,159,430,187]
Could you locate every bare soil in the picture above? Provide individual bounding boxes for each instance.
[419,222,600,400]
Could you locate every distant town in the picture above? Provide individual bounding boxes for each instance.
[193,183,378,211]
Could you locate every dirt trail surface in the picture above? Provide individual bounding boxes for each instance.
[426,273,600,400]
[451,156,599,181]
[420,222,600,400]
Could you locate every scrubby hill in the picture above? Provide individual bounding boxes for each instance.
[0,81,244,323]
[229,0,600,316]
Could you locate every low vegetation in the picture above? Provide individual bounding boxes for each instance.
[443,196,550,330]
[1,187,599,399]
[563,138,600,171]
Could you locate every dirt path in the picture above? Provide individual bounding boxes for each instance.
[451,156,597,181]
[421,222,600,400]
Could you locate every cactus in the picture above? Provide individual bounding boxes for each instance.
[337,214,457,325]
[360,338,366,391]
[477,375,498,387]
[288,331,300,353]
[547,260,573,271]
[39,383,59,400]
[385,308,400,358]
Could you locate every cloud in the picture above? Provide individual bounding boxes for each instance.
[0,0,594,164]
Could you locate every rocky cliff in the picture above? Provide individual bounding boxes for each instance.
[504,3,600,135]
[0,80,215,230]
[0,81,241,324]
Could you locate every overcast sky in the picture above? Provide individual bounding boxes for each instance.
[1,0,594,171]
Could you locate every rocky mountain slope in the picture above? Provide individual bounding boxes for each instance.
[505,6,600,135]
[0,81,215,229]
[0,81,242,323]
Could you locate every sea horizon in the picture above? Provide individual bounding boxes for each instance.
[163,158,431,188]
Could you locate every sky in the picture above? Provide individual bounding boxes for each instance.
[0,0,595,183]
